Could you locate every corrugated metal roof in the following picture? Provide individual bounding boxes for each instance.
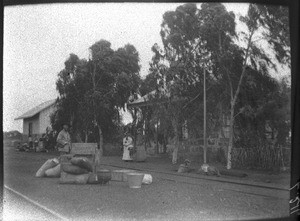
[15,99,56,120]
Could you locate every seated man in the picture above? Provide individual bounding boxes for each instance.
[56,123,71,155]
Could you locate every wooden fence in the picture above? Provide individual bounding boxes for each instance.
[232,146,291,170]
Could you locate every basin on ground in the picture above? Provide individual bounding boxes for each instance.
[127,172,145,188]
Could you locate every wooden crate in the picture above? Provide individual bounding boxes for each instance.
[111,169,137,181]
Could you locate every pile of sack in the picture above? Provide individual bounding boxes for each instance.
[35,158,61,178]
[35,156,95,184]
[60,157,93,184]
[35,156,152,185]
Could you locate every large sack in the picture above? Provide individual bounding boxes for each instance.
[142,174,153,184]
[70,157,93,172]
[35,158,59,177]
[177,165,189,173]
[61,163,89,175]
[59,171,90,184]
[45,164,61,177]
[87,170,111,184]
[59,154,74,163]
[87,173,99,184]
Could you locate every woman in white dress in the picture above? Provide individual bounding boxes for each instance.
[122,134,134,161]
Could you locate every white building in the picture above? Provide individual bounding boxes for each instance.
[15,99,56,140]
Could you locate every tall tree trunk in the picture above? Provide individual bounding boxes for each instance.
[143,119,147,151]
[97,125,104,157]
[133,123,137,152]
[85,130,88,143]
[227,102,235,169]
[93,124,103,173]
[75,132,83,143]
[163,128,168,153]
[225,29,254,170]
[172,118,179,164]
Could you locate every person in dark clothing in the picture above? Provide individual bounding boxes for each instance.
[56,123,71,155]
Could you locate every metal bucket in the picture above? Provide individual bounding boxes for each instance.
[122,170,137,181]
[127,172,144,188]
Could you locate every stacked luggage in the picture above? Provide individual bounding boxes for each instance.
[60,155,93,184]
[35,154,111,185]
[35,155,93,183]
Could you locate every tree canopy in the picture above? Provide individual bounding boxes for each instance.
[50,3,290,169]
[51,40,141,148]
[138,3,290,167]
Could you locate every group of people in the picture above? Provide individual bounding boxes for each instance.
[55,123,135,162]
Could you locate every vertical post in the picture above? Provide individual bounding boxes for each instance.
[203,68,207,164]
[155,121,159,154]
[89,49,102,171]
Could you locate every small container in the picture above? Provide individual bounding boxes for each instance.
[111,170,124,181]
[122,170,137,181]
[111,169,136,181]
[142,174,153,184]
[127,172,145,188]
[201,164,209,173]
[97,169,111,184]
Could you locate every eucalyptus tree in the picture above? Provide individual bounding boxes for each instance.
[153,2,290,169]
[52,40,141,158]
[215,4,290,169]
[157,3,238,164]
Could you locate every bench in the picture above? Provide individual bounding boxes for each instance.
[71,143,97,156]
[60,143,97,163]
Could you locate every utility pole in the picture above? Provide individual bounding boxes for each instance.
[203,68,207,164]
[199,52,210,173]
[89,49,102,173]
[201,67,209,173]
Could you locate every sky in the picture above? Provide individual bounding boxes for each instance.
[3,3,289,132]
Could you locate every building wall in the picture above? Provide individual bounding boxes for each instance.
[23,114,40,137]
[21,104,56,141]
[39,105,56,135]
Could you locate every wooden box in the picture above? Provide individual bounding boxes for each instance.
[111,169,137,181]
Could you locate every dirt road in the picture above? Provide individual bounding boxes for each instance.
[3,145,290,220]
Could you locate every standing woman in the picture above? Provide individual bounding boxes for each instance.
[56,123,71,155]
[122,133,134,162]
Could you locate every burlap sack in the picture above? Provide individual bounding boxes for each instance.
[142,174,153,184]
[70,157,93,172]
[59,171,90,184]
[35,158,59,177]
[61,163,89,175]
[45,164,61,177]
